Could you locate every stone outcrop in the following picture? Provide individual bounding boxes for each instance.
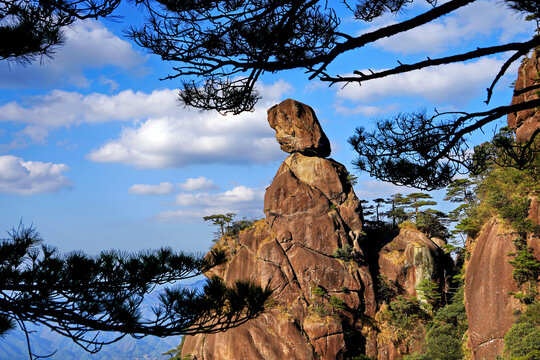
[267,99,331,157]
[378,229,450,300]
[181,99,457,360]
[182,100,374,360]
[507,48,540,142]
[464,220,524,359]
[375,229,453,360]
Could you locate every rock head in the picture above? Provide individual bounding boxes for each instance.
[268,98,331,157]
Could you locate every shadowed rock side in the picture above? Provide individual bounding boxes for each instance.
[375,229,454,360]
[507,48,540,143]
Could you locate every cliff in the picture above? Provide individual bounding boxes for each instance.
[507,48,540,143]
[463,47,540,359]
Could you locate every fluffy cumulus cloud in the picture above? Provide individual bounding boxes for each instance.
[179,177,218,191]
[0,88,180,128]
[366,1,535,55]
[175,186,262,207]
[155,185,264,222]
[1,80,291,166]
[337,57,504,105]
[128,182,175,195]
[87,81,291,168]
[0,20,147,88]
[0,155,72,195]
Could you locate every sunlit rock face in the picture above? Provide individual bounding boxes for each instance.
[507,48,540,143]
[181,100,376,360]
[464,220,523,360]
[267,98,331,157]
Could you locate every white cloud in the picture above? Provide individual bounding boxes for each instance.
[0,88,180,128]
[337,57,503,104]
[0,155,72,195]
[353,180,415,200]
[0,20,147,88]
[154,186,264,222]
[1,80,291,167]
[368,1,535,54]
[86,81,291,168]
[334,103,399,116]
[129,182,175,195]
[175,186,263,208]
[179,177,219,191]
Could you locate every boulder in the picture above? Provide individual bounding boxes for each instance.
[267,98,331,157]
[507,48,540,143]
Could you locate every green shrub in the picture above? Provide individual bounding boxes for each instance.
[407,287,468,360]
[504,301,540,360]
[404,354,430,360]
[509,237,540,303]
[424,323,464,360]
[225,218,255,237]
[504,322,540,359]
[329,295,346,312]
[416,279,441,310]
[332,244,356,261]
[311,285,326,298]
[384,296,428,330]
[376,274,397,304]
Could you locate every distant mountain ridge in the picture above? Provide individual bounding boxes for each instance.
[0,279,207,360]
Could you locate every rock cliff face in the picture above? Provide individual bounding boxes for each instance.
[181,99,452,360]
[507,48,540,142]
[464,220,523,359]
[465,207,540,360]
[463,49,540,360]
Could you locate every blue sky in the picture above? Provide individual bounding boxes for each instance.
[0,1,535,254]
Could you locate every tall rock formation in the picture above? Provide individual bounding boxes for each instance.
[181,99,454,360]
[465,220,523,359]
[181,99,376,359]
[507,48,540,142]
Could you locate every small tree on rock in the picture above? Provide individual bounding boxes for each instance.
[203,213,236,239]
